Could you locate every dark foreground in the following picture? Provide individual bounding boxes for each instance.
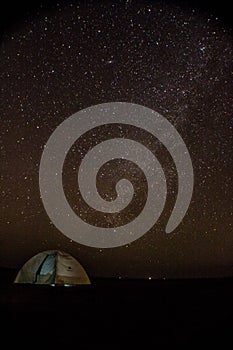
[1,268,232,348]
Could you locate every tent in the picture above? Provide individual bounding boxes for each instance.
[14,250,91,285]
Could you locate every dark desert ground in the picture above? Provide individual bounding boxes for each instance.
[1,267,233,347]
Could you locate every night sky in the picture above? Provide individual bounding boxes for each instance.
[0,0,232,278]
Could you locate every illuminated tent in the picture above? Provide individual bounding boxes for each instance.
[14,250,91,285]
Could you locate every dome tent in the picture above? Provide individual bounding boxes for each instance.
[14,250,91,285]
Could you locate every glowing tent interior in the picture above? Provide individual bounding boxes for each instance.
[14,250,91,285]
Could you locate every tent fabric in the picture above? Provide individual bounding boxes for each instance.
[14,250,91,285]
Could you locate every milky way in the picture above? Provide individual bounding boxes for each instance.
[0,0,232,278]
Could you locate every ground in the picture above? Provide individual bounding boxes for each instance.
[1,268,232,348]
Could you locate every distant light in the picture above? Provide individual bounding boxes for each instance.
[148,277,152,280]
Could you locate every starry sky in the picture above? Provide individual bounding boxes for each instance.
[0,0,232,278]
